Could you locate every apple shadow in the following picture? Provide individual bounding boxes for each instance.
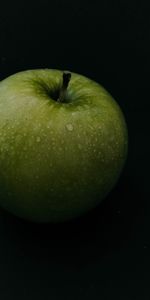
[0,170,144,268]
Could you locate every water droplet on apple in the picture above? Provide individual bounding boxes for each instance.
[47,122,52,129]
[66,124,73,131]
[36,137,41,142]
[71,112,76,116]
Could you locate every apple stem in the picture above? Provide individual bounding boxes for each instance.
[58,71,71,102]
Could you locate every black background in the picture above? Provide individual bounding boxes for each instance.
[0,0,149,299]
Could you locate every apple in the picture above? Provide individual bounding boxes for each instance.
[0,69,128,222]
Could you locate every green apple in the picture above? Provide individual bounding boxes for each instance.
[0,69,128,222]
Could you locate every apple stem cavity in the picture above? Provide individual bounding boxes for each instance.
[58,71,71,103]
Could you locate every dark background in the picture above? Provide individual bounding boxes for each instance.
[0,0,149,299]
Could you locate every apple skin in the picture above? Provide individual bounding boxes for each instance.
[0,69,128,223]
